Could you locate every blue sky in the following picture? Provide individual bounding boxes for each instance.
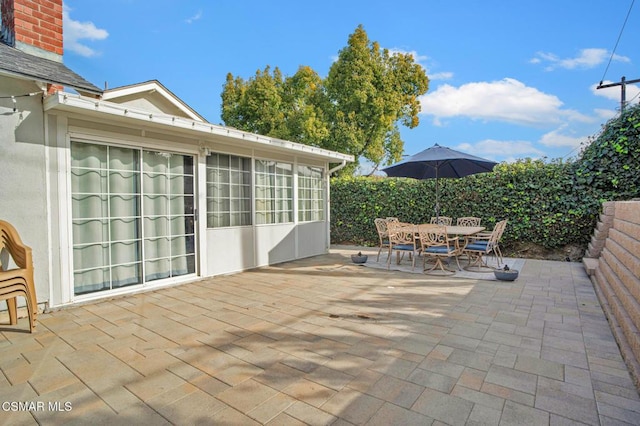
[62,0,640,168]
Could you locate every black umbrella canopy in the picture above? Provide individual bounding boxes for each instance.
[382,143,498,218]
[382,143,498,179]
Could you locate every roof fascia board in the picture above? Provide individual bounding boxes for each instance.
[0,68,101,97]
[44,92,353,163]
[103,81,205,121]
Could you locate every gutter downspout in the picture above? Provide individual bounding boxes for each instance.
[326,160,347,253]
[328,160,347,175]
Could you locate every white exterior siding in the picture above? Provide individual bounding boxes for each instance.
[0,79,351,310]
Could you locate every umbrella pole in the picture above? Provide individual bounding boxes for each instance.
[435,166,440,220]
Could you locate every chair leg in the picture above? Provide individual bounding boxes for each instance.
[6,297,18,325]
[26,295,35,333]
[454,255,462,271]
[464,251,492,272]
[494,246,504,267]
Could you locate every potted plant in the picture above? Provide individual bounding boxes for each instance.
[351,251,368,264]
[494,264,519,281]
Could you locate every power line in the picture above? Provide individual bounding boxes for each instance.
[599,0,635,84]
[598,76,640,112]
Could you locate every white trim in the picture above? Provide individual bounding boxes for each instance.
[102,81,205,122]
[67,273,199,307]
[68,128,201,156]
[196,152,208,277]
[58,116,73,305]
[44,92,354,163]
[63,137,199,303]
[44,112,54,309]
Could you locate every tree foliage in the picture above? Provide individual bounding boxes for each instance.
[220,25,429,174]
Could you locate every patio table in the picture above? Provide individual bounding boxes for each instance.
[416,225,486,271]
[440,225,485,236]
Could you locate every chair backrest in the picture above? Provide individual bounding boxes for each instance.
[457,216,481,227]
[386,217,400,223]
[374,218,389,237]
[387,222,416,245]
[0,220,31,272]
[494,219,508,241]
[487,219,508,247]
[417,224,448,248]
[430,216,452,226]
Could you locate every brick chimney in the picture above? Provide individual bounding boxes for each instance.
[1,0,63,62]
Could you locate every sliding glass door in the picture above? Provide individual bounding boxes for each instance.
[71,142,195,296]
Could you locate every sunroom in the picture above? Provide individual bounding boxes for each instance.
[41,81,353,307]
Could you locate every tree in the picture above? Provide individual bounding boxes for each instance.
[221,65,328,144]
[325,25,428,173]
[220,25,429,174]
[221,66,287,138]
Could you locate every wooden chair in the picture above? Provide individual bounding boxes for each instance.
[417,224,461,275]
[387,222,419,270]
[456,216,481,227]
[430,216,453,226]
[374,218,391,262]
[463,219,508,271]
[0,220,37,332]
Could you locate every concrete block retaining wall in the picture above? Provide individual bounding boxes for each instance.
[584,200,640,388]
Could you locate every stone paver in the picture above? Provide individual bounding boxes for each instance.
[1,247,639,425]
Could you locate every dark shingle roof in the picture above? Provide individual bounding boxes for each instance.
[0,43,102,96]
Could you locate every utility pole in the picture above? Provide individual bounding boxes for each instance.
[597,76,640,112]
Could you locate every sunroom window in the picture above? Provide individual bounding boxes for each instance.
[205,153,252,227]
[298,165,325,222]
[255,160,293,224]
[70,142,195,296]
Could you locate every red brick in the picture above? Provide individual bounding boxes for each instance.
[14,14,37,28]
[16,28,39,41]
[19,0,39,12]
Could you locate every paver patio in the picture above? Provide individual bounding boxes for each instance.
[1,246,639,425]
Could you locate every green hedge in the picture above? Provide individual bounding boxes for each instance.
[330,159,599,251]
[330,103,640,253]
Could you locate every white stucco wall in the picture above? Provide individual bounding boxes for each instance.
[0,77,51,309]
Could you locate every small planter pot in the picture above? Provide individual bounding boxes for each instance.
[494,269,519,281]
[351,254,368,264]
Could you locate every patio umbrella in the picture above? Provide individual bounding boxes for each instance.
[382,143,498,219]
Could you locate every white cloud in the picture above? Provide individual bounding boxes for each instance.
[594,108,618,121]
[63,5,108,57]
[531,48,630,71]
[456,139,545,162]
[591,80,640,108]
[429,71,454,81]
[539,126,587,149]
[185,10,203,24]
[419,78,587,126]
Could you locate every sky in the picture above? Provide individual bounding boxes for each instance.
[61,0,640,169]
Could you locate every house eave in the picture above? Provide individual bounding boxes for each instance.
[43,92,354,163]
[103,80,206,122]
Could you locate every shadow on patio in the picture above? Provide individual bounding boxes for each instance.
[1,247,639,425]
